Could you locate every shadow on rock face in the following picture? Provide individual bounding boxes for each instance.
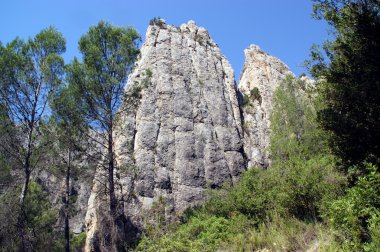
[115,214,141,249]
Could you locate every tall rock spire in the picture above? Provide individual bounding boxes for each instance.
[85,20,245,251]
[239,44,293,168]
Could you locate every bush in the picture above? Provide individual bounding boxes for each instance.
[0,181,59,251]
[242,94,250,107]
[219,212,339,252]
[250,87,261,102]
[242,87,261,107]
[204,168,279,220]
[204,154,345,222]
[71,232,86,251]
[137,212,252,252]
[324,163,380,250]
[149,17,165,28]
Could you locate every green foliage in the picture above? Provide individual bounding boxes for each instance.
[67,20,140,131]
[269,75,346,220]
[130,83,143,99]
[70,232,87,251]
[250,87,261,102]
[204,154,345,222]
[65,20,141,249]
[0,187,20,250]
[149,17,165,27]
[0,181,60,251]
[271,75,326,162]
[242,87,262,107]
[324,163,380,250]
[219,212,339,252]
[25,182,56,230]
[0,105,14,189]
[141,68,153,88]
[0,26,66,159]
[0,27,66,250]
[137,212,253,252]
[309,0,380,169]
[242,94,250,107]
[204,168,277,220]
[142,195,168,242]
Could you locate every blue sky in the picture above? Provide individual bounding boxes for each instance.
[0,0,328,79]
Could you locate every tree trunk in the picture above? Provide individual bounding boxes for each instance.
[64,150,71,252]
[18,135,33,252]
[18,165,31,252]
[108,128,117,219]
[18,84,40,251]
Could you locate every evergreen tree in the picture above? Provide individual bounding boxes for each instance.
[49,83,88,252]
[309,0,380,171]
[66,21,139,245]
[0,27,65,250]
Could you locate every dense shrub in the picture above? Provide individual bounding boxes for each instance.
[149,17,165,28]
[324,163,380,250]
[0,181,59,251]
[137,212,253,252]
[250,87,261,103]
[205,154,345,222]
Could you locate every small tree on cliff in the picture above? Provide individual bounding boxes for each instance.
[0,27,65,250]
[66,21,140,221]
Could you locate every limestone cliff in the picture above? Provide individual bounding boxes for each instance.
[84,20,245,251]
[82,20,300,251]
[238,45,293,168]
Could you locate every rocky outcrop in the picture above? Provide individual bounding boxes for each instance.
[84,20,245,251]
[82,20,301,251]
[239,45,293,168]
[34,168,93,235]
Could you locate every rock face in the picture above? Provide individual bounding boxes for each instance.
[36,170,93,234]
[83,21,298,251]
[84,20,245,251]
[238,45,293,168]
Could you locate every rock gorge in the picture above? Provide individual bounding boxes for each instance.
[81,20,294,251]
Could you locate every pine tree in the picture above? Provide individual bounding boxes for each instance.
[66,21,139,247]
[0,27,65,250]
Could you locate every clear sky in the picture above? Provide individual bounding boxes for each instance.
[0,0,329,79]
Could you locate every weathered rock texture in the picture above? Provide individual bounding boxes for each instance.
[84,20,245,251]
[36,170,93,234]
[238,45,293,168]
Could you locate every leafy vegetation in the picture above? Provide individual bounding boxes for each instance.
[0,21,140,251]
[0,182,60,251]
[149,17,166,28]
[242,87,261,107]
[0,26,66,250]
[67,21,140,224]
[309,0,380,172]
[325,164,380,250]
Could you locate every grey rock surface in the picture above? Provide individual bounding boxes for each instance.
[238,45,293,168]
[35,168,93,235]
[83,21,300,251]
[119,19,245,218]
[85,20,245,250]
